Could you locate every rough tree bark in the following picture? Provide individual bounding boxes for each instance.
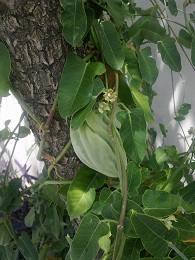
[0,0,83,178]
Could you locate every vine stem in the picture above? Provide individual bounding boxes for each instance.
[107,71,128,259]
[47,139,72,178]
[112,155,128,260]
[37,95,58,160]
[152,0,195,71]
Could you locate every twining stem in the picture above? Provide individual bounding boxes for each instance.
[107,71,128,259]
[152,0,195,71]
[10,86,43,126]
[112,155,128,260]
[47,139,72,178]
[37,95,58,160]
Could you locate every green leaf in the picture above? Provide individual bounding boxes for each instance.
[159,123,168,137]
[18,126,30,138]
[92,188,113,215]
[131,212,178,258]
[172,215,195,241]
[130,86,154,123]
[60,0,87,46]
[70,214,109,260]
[191,35,195,66]
[178,29,192,49]
[137,47,158,85]
[150,147,168,171]
[174,103,191,122]
[143,190,195,218]
[94,21,125,70]
[17,232,38,260]
[127,162,142,197]
[0,178,22,213]
[71,77,104,130]
[0,42,11,97]
[124,47,142,89]
[58,53,105,118]
[67,166,105,219]
[168,0,178,16]
[0,220,13,246]
[158,37,181,72]
[117,109,147,164]
[98,231,111,254]
[0,246,17,260]
[42,185,65,208]
[179,181,195,204]
[46,205,61,239]
[122,238,143,260]
[24,207,35,227]
[140,20,166,43]
[128,16,153,46]
[104,0,125,26]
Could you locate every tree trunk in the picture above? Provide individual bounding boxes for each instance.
[0,0,82,178]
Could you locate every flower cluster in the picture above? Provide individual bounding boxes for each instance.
[98,89,117,113]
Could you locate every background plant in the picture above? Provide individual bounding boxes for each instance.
[0,0,195,259]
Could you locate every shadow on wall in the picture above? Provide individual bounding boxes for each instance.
[0,94,43,181]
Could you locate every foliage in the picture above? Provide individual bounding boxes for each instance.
[0,0,195,259]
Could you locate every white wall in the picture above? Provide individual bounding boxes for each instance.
[137,0,195,151]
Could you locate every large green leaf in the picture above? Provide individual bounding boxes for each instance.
[60,0,87,46]
[58,53,105,118]
[158,37,181,72]
[17,232,38,260]
[131,212,178,258]
[94,21,125,70]
[104,0,124,26]
[143,190,195,218]
[191,35,195,66]
[67,166,105,219]
[0,42,11,97]
[137,47,158,85]
[178,29,192,49]
[117,109,147,165]
[124,47,142,89]
[140,19,166,43]
[127,162,142,198]
[130,86,154,123]
[70,214,109,260]
[71,77,104,130]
